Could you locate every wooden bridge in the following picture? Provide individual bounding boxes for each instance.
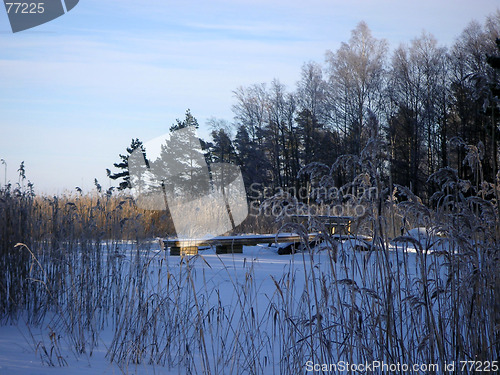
[164,233,318,256]
[163,215,354,256]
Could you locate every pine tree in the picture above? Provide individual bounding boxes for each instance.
[153,110,209,199]
[234,125,271,195]
[210,128,238,164]
[107,138,147,190]
[169,109,199,132]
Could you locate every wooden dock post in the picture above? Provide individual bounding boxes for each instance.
[169,245,199,256]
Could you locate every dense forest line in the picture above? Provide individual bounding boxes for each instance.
[116,12,500,207]
[221,13,500,202]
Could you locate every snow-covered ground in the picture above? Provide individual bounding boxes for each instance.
[0,234,449,374]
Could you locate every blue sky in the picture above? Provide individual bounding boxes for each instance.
[1,0,499,193]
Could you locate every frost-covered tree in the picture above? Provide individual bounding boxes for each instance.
[232,84,267,144]
[449,18,500,182]
[485,38,500,174]
[387,32,449,197]
[326,21,388,155]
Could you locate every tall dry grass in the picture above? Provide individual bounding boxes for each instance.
[0,178,175,320]
[0,152,498,374]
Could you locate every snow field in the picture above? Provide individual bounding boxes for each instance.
[0,235,461,375]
